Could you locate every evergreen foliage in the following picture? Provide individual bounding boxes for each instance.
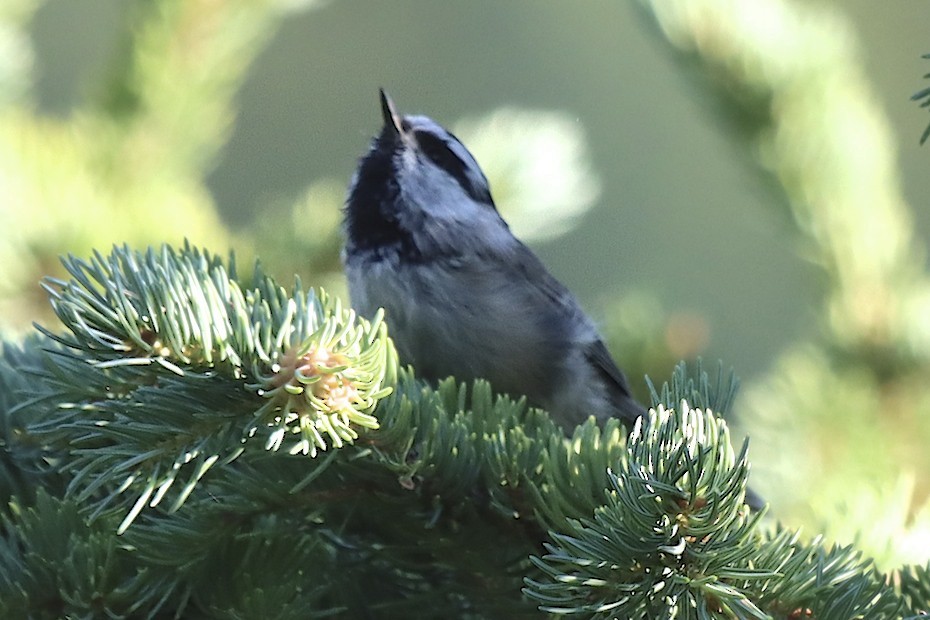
[0,243,926,618]
[2,0,930,617]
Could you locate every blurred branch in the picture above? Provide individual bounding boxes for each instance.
[637,0,930,567]
[0,0,319,332]
[91,0,310,178]
[639,0,930,372]
[913,53,930,145]
[0,0,38,109]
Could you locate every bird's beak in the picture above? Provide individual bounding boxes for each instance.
[380,88,402,137]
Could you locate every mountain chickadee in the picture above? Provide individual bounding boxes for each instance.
[342,90,646,430]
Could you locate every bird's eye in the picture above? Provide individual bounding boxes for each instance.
[414,130,494,207]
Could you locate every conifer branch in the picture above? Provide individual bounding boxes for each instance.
[913,53,930,145]
[32,244,395,532]
[0,243,927,617]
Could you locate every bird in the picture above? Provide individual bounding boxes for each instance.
[341,90,647,431]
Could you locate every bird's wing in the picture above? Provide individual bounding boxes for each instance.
[585,338,648,425]
[482,239,649,425]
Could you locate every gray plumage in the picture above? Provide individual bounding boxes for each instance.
[342,90,646,430]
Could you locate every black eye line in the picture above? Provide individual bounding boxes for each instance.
[414,130,494,206]
[415,131,464,173]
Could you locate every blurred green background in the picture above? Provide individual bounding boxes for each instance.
[6,0,930,569]
[23,0,929,379]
